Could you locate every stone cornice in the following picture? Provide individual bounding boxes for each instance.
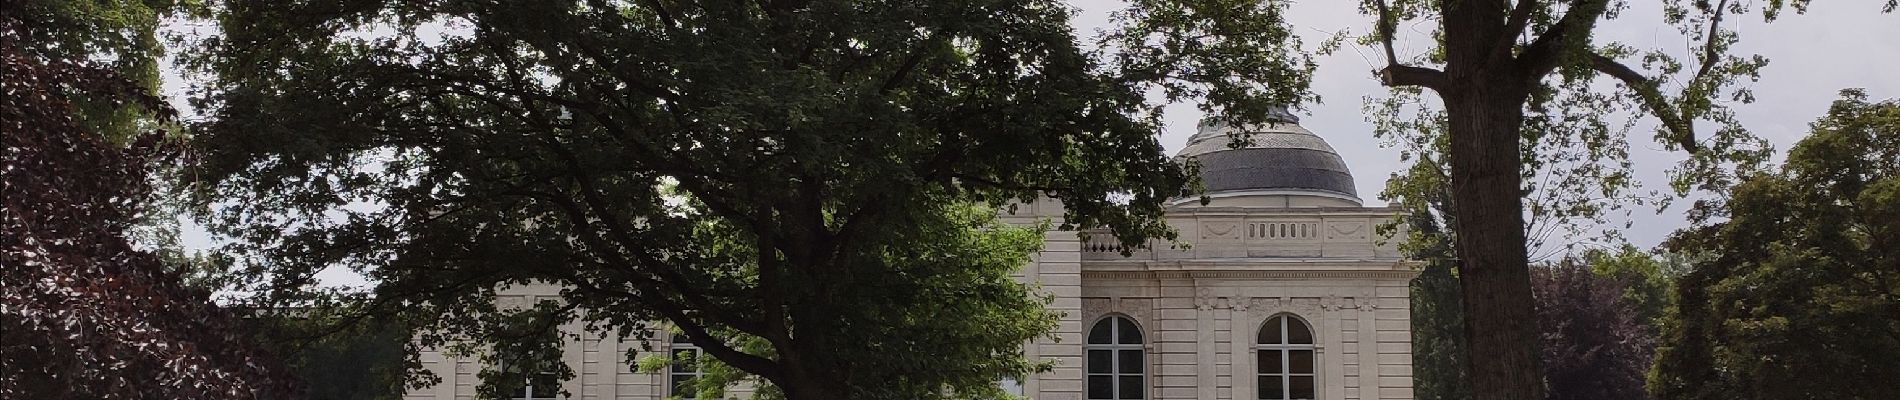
[1083,270,1419,280]
[1161,205,1404,217]
[1085,258,1420,269]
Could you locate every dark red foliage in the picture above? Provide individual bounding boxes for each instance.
[1531,261,1655,400]
[0,19,296,399]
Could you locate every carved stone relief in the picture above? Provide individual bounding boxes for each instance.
[1353,296,1378,312]
[1195,288,1219,311]
[1320,294,1348,312]
[1203,221,1241,240]
[1326,220,1368,240]
[1228,295,1253,312]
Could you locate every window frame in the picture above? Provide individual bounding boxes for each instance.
[1255,313,1319,400]
[509,371,562,400]
[1084,314,1148,400]
[668,333,704,400]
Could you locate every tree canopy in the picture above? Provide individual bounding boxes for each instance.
[183,0,1317,398]
[0,4,295,397]
[1652,89,1900,400]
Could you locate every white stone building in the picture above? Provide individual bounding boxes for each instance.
[407,116,1417,400]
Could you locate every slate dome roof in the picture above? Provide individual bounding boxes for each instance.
[1175,113,1358,199]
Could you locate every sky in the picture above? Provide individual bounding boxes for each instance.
[168,2,1900,283]
[1067,0,1900,251]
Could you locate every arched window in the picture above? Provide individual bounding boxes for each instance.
[1086,315,1145,400]
[1258,315,1316,400]
[670,333,702,399]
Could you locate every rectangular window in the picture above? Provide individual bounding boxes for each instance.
[669,336,703,399]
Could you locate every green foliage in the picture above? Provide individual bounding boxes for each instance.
[255,313,412,400]
[1406,235,1471,400]
[4,0,179,140]
[1652,89,1900,400]
[183,1,1313,398]
[1580,244,1679,328]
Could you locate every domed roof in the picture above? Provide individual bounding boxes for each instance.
[1175,114,1358,200]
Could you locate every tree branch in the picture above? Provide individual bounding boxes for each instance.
[1374,0,1448,91]
[1689,0,1732,87]
[1517,0,1612,80]
[1381,64,1449,91]
[1588,53,1700,153]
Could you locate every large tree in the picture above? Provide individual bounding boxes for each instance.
[184,0,1316,398]
[1352,1,1895,398]
[1653,89,1900,400]
[0,4,295,397]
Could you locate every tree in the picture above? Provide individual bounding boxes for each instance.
[0,9,295,399]
[1581,244,1678,330]
[1531,259,1655,400]
[183,0,1317,398]
[1353,1,1895,397]
[251,310,412,400]
[1652,89,1900,400]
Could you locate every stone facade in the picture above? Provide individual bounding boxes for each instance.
[405,117,1417,400]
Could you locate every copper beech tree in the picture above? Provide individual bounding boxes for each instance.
[0,13,295,400]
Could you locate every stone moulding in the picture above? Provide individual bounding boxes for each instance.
[1081,270,1418,280]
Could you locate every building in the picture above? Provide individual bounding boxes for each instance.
[407,115,1417,400]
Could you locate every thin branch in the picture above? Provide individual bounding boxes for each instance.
[1689,0,1732,86]
[1588,53,1700,153]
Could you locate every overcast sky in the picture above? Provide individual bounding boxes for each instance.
[1069,0,1900,250]
[168,2,1898,281]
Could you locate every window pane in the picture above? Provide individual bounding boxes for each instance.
[1089,320,1114,344]
[1087,375,1113,399]
[528,373,560,398]
[1259,350,1283,374]
[1259,318,1283,344]
[671,374,694,399]
[1290,376,1315,399]
[1259,376,1285,400]
[1289,350,1314,374]
[1088,350,1112,373]
[1287,318,1313,344]
[1118,349,1144,374]
[671,351,695,373]
[1119,375,1145,399]
[1117,318,1143,344]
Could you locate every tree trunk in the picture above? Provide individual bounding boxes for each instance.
[1445,88,1545,400]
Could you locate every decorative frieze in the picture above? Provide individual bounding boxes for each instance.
[1083,270,1417,280]
[1183,294,1375,315]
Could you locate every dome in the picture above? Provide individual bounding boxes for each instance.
[1175,115,1359,202]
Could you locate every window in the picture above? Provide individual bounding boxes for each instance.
[1086,315,1145,400]
[1257,315,1316,400]
[669,334,703,399]
[511,372,561,400]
